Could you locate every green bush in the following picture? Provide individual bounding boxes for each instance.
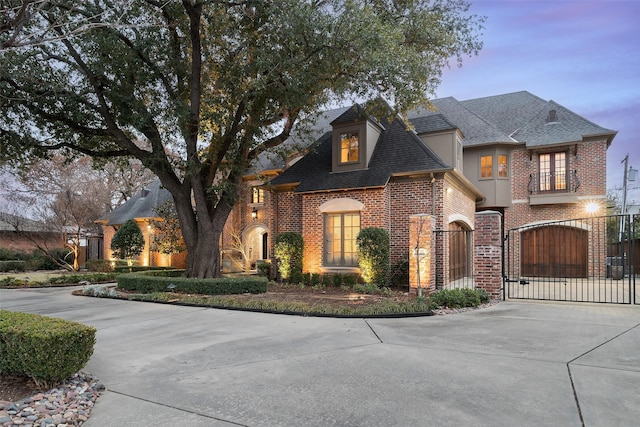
[0,260,26,272]
[0,310,96,387]
[117,270,268,295]
[0,272,117,288]
[357,227,390,286]
[257,262,271,278]
[0,248,28,261]
[86,259,114,272]
[110,219,145,260]
[113,265,174,273]
[20,249,72,271]
[47,272,117,284]
[429,288,490,309]
[274,232,303,281]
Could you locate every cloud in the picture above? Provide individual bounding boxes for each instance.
[438,0,640,191]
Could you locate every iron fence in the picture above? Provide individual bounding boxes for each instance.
[504,214,638,304]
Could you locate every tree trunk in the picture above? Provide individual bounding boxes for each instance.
[172,185,234,278]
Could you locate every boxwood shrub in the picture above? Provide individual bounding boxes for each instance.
[0,260,27,272]
[0,310,96,387]
[117,269,268,295]
[429,288,490,309]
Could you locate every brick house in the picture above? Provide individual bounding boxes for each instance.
[228,91,615,292]
[100,91,616,293]
[96,180,187,268]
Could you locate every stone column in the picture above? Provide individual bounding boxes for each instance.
[409,214,435,296]
[474,210,503,299]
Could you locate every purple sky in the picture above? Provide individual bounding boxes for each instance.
[436,0,640,203]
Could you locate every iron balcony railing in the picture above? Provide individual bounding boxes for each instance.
[528,170,580,194]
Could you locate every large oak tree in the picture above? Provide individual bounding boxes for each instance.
[0,0,484,278]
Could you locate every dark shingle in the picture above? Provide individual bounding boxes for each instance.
[270,115,449,193]
[97,180,173,225]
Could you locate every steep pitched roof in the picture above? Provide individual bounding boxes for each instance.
[270,110,450,193]
[459,91,616,147]
[97,180,173,226]
[407,90,616,148]
[247,106,351,174]
[408,97,517,146]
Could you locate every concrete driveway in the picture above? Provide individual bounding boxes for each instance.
[1,287,639,426]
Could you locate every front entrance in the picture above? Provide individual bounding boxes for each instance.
[244,225,268,271]
[449,222,470,282]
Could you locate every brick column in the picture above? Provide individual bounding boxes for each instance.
[409,214,435,297]
[474,211,503,299]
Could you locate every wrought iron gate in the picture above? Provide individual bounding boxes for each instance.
[504,214,638,304]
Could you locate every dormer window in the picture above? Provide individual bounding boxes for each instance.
[547,109,558,123]
[340,132,359,163]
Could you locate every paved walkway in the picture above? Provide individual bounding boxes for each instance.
[1,287,639,426]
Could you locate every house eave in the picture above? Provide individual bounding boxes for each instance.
[445,170,486,202]
[295,184,387,195]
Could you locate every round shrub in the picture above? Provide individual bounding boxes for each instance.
[356,227,390,286]
[111,219,145,260]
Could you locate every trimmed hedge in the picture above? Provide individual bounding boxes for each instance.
[86,259,114,272]
[117,270,268,295]
[0,310,96,387]
[0,260,27,272]
[114,265,176,273]
[0,272,117,288]
[429,288,490,309]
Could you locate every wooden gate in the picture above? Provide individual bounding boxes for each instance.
[521,225,587,278]
[504,215,638,304]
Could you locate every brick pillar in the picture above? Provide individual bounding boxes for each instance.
[409,214,435,297]
[474,211,503,299]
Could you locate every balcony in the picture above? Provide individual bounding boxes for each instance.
[528,170,580,205]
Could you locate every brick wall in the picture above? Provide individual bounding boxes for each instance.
[507,139,608,231]
[474,211,503,298]
[301,188,386,273]
[408,214,436,296]
[0,231,64,253]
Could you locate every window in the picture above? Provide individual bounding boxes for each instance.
[324,212,360,266]
[480,155,493,178]
[252,187,264,204]
[539,152,567,191]
[498,154,508,178]
[340,132,359,163]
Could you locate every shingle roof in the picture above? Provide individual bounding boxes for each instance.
[407,90,616,147]
[408,97,517,146]
[247,106,351,174]
[270,113,449,193]
[458,91,616,147]
[0,212,49,232]
[97,180,173,226]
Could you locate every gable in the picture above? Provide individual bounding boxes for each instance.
[270,114,450,193]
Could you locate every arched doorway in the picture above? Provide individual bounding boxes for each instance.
[244,225,268,271]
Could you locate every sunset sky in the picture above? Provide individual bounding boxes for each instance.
[436,0,640,204]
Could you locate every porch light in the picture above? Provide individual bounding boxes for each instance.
[251,207,258,220]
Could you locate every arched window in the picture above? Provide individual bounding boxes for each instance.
[319,199,363,267]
